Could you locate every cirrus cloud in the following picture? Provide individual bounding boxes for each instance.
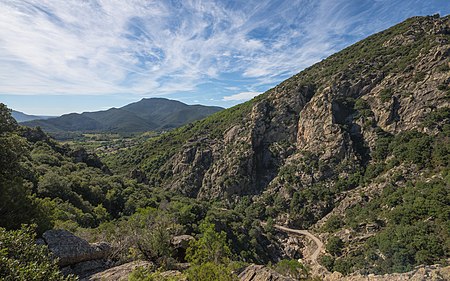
[223,91,263,101]
[0,0,448,109]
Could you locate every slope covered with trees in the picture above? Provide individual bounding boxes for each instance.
[107,15,450,275]
[0,14,449,280]
[22,98,223,137]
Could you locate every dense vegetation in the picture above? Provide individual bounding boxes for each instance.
[1,14,449,280]
[22,98,223,138]
[319,113,450,274]
[0,226,75,281]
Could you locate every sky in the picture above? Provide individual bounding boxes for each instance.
[0,0,449,115]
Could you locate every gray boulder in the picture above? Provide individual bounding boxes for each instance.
[239,264,295,281]
[171,235,194,249]
[43,229,111,267]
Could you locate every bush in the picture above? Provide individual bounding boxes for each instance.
[272,259,309,279]
[320,255,335,271]
[0,225,75,280]
[326,237,344,257]
[379,88,393,103]
[186,262,237,281]
[186,222,232,265]
[322,215,344,233]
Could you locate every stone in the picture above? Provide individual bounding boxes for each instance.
[171,235,194,262]
[83,260,153,281]
[171,235,194,249]
[42,229,111,267]
[239,264,296,281]
[63,260,106,279]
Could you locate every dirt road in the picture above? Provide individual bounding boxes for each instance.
[272,224,324,263]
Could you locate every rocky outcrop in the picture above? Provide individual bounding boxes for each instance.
[70,147,111,174]
[239,264,296,281]
[83,260,153,281]
[43,229,111,267]
[171,235,194,262]
[41,229,111,278]
[323,264,450,281]
[128,15,450,203]
[171,235,194,249]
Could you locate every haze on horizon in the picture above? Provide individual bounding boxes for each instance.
[0,0,449,115]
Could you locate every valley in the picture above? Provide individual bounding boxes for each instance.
[0,14,449,281]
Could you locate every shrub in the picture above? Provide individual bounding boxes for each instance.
[186,222,232,265]
[186,262,237,281]
[322,215,344,233]
[379,88,393,103]
[413,71,426,83]
[320,255,335,271]
[326,236,344,257]
[272,259,309,279]
[0,225,75,281]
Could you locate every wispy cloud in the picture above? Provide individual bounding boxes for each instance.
[0,0,447,103]
[223,91,262,101]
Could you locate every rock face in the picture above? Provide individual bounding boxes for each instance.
[171,235,194,249]
[171,235,194,262]
[116,14,450,275]
[323,264,450,281]
[83,261,153,281]
[239,264,296,281]
[43,229,111,267]
[240,264,450,281]
[124,15,449,201]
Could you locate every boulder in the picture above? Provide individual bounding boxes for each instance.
[43,229,111,267]
[159,270,186,280]
[171,235,194,262]
[83,260,153,281]
[62,260,106,279]
[171,235,194,249]
[239,264,295,281]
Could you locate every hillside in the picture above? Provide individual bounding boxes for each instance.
[11,110,54,122]
[108,14,450,275]
[1,14,449,281]
[21,98,223,136]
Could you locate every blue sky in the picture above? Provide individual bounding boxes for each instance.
[0,0,449,115]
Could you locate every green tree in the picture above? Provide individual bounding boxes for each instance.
[0,225,75,280]
[273,259,309,279]
[186,222,232,265]
[185,222,237,281]
[0,104,51,232]
[186,262,237,281]
[326,236,344,257]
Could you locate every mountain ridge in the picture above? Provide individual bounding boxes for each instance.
[21,98,223,135]
[107,14,450,275]
[11,110,55,122]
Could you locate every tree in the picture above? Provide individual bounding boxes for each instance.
[0,225,75,280]
[186,262,237,281]
[0,104,43,230]
[186,222,232,265]
[0,103,17,133]
[326,236,344,257]
[185,222,237,280]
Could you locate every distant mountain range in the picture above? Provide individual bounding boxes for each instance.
[21,98,223,135]
[12,110,55,122]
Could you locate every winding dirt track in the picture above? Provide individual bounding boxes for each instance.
[270,224,324,263]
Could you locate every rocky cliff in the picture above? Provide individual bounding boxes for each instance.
[118,15,448,198]
[112,14,450,276]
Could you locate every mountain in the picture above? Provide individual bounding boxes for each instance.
[11,110,54,122]
[21,98,223,135]
[109,15,450,275]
